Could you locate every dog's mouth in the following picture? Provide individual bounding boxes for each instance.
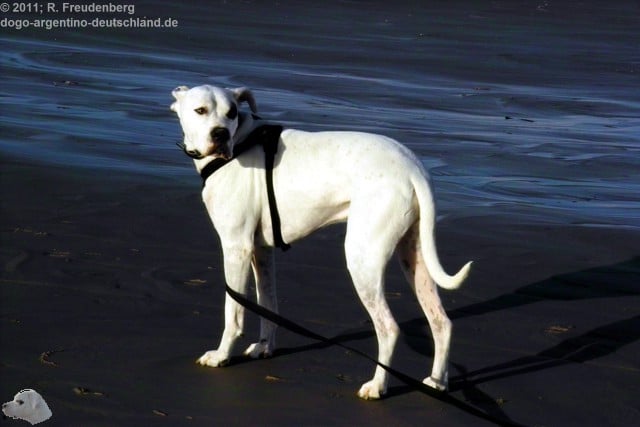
[176,142,205,159]
[176,127,233,160]
[176,142,232,160]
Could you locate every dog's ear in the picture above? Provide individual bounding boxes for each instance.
[230,87,258,113]
[170,86,189,112]
[28,392,38,410]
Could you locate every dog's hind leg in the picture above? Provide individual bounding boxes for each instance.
[244,244,278,358]
[347,260,398,400]
[344,196,406,400]
[197,241,253,367]
[397,223,451,391]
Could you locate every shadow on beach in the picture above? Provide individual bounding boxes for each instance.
[269,257,639,371]
[448,257,640,320]
[266,257,639,424]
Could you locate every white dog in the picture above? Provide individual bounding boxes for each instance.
[2,389,52,425]
[171,85,472,399]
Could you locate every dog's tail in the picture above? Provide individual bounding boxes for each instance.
[411,171,472,290]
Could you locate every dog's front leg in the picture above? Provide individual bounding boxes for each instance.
[244,244,277,359]
[197,243,253,367]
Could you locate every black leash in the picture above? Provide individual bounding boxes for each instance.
[199,124,290,251]
[226,284,526,427]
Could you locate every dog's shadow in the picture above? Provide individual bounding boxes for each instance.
[449,313,640,388]
[246,257,639,421]
[448,256,639,321]
[398,257,639,423]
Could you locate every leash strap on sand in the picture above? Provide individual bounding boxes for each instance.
[226,284,524,427]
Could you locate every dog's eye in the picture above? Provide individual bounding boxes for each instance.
[226,104,238,120]
[194,107,208,115]
[17,400,24,405]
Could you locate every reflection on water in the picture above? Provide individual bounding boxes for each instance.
[1,1,638,228]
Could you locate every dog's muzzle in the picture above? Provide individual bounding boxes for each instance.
[176,127,232,160]
[210,127,232,159]
[210,127,230,144]
[176,142,205,159]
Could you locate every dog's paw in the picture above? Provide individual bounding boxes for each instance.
[243,341,273,359]
[357,380,385,400]
[196,350,229,367]
[423,376,448,392]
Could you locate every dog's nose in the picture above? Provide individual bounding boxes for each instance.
[210,127,230,143]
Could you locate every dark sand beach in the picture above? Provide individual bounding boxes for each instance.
[2,1,639,426]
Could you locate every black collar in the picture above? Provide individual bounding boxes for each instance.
[200,124,284,187]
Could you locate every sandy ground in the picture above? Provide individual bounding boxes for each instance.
[1,158,638,426]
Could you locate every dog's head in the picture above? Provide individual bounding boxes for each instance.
[170,85,258,160]
[2,389,52,425]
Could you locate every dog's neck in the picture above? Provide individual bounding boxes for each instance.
[235,111,260,143]
[192,112,262,174]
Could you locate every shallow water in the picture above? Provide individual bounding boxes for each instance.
[1,0,639,228]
